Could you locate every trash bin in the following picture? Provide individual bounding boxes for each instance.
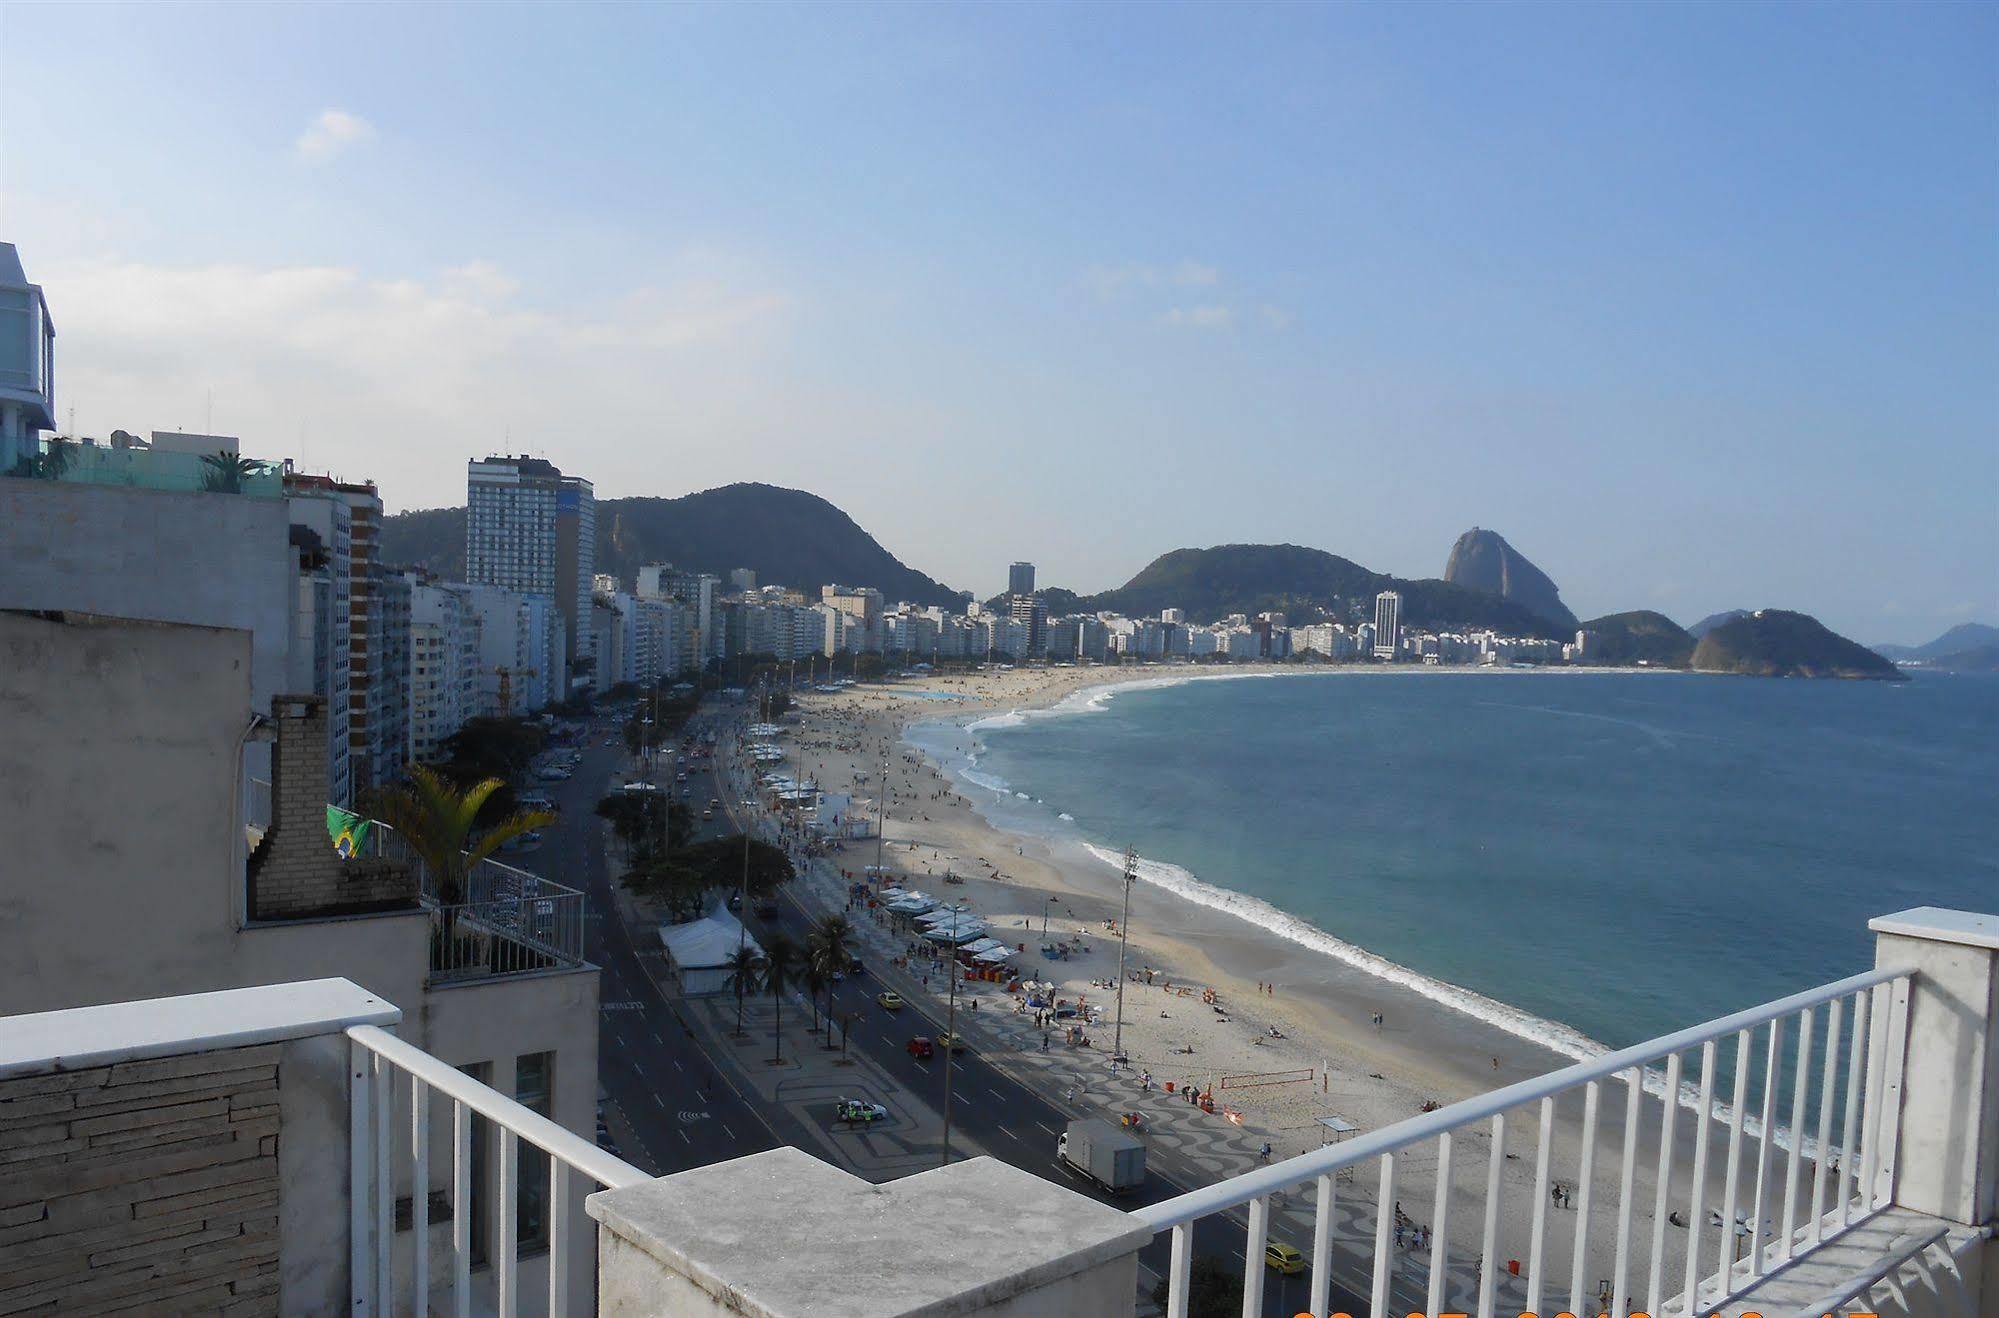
[1508,1260,1520,1276]
[1165,1081,1176,1094]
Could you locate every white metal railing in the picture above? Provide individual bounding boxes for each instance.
[364,818,590,982]
[1135,965,1914,1318]
[346,1023,646,1318]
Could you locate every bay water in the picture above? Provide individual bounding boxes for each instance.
[929,670,1998,1055]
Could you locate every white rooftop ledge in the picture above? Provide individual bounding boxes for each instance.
[0,976,400,1079]
[1869,906,1999,951]
[587,1147,1151,1317]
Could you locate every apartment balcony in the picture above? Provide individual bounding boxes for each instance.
[4,435,284,499]
[248,780,587,986]
[2,909,1991,1318]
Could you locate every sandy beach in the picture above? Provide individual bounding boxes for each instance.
[753,662,1779,1307]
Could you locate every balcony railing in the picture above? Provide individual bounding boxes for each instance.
[1135,966,1915,1318]
[248,783,588,983]
[6,436,284,499]
[367,819,588,984]
[344,1022,644,1316]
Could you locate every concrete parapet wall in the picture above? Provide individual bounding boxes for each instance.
[0,1042,283,1315]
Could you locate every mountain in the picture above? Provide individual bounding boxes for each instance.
[1925,644,1999,674]
[381,482,964,607]
[1081,543,1571,639]
[1687,609,1751,640]
[1692,610,1905,681]
[1442,528,1578,630]
[1577,611,1695,667]
[1875,622,1999,662]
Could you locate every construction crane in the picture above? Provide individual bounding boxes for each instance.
[494,665,539,718]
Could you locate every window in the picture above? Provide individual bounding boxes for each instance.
[515,1052,554,1252]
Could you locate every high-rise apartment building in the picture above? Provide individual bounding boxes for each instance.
[1008,561,1036,597]
[467,456,592,699]
[555,474,595,683]
[286,473,408,795]
[1373,591,1401,660]
[1009,592,1049,657]
[0,243,55,476]
[409,579,480,763]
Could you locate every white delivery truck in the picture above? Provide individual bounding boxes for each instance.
[1056,1118,1146,1194]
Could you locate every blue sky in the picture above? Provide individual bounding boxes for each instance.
[2,2,1992,640]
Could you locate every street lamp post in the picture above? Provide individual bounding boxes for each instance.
[1112,846,1136,1062]
[940,947,958,1169]
[1041,894,1060,939]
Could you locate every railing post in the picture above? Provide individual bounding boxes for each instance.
[1868,908,1998,1230]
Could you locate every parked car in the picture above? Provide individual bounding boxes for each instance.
[876,991,903,1011]
[835,1098,888,1125]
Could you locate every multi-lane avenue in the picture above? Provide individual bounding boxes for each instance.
[532,706,1361,1316]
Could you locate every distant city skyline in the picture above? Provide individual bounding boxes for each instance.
[2,3,1992,642]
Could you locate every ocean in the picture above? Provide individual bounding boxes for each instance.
[913,669,1999,1059]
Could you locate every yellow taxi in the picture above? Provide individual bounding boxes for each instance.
[876,991,904,1011]
[1263,1241,1305,1275]
[936,1032,968,1052]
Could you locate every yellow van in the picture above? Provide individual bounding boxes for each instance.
[1263,1241,1305,1275]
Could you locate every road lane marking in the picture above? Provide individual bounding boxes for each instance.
[987,1088,1004,1102]
[653,1093,665,1108]
[722,1123,737,1140]
[1035,1121,1056,1136]
[632,1063,645,1080]
[996,1123,1013,1141]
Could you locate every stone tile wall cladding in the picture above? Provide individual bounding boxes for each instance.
[248,694,413,919]
[0,1042,282,1315]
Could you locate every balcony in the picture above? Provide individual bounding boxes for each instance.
[4,435,284,499]
[249,781,588,985]
[2,908,1992,1317]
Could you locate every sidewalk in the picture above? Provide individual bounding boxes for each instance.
[759,777,1550,1314]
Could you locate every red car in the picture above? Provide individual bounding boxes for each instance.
[905,1036,934,1060]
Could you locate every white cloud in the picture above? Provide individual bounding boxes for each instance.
[294,109,374,163]
[46,254,794,507]
[1160,305,1234,330]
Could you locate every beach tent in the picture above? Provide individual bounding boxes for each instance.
[972,947,1013,966]
[960,938,1009,957]
[659,912,763,997]
[922,920,987,945]
[888,897,936,916]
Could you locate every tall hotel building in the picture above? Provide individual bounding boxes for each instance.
[1373,589,1402,660]
[466,456,593,693]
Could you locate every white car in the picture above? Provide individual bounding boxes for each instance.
[835,1098,888,1125]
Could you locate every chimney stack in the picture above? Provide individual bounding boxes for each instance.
[247,696,413,920]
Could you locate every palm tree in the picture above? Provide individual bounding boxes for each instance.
[762,933,803,1064]
[199,450,269,494]
[366,765,553,911]
[807,915,855,1048]
[724,945,766,1038]
[802,961,828,1033]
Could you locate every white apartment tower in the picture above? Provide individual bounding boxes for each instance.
[1373,590,1402,660]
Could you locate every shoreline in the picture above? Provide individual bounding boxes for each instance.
[811,663,1638,1128]
[774,661,1734,1297]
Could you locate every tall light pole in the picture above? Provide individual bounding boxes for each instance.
[940,935,959,1169]
[1112,845,1137,1062]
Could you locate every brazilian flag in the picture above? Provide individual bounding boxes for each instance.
[328,806,373,860]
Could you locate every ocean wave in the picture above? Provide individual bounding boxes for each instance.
[960,769,1011,794]
[966,709,1027,732]
[1057,812,1076,822]
[1077,842,1805,1148]
[1080,842,1609,1063]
